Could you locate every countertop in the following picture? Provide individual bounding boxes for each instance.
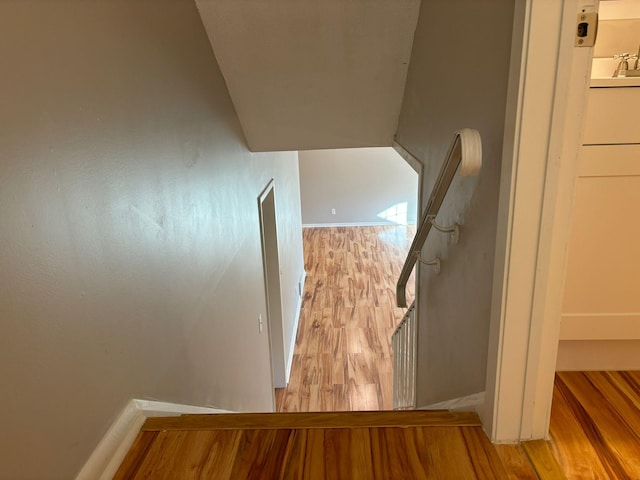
[591,77,640,87]
[591,58,640,87]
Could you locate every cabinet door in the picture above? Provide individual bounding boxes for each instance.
[561,145,640,341]
[582,87,640,145]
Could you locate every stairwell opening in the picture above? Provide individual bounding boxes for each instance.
[276,146,419,412]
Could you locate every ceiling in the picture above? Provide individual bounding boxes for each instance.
[195,0,420,151]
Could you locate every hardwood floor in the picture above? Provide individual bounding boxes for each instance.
[118,373,640,480]
[114,224,640,478]
[276,225,416,412]
[549,371,640,479]
[114,411,512,479]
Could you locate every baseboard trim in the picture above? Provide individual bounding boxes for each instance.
[286,270,306,385]
[302,222,416,228]
[418,392,485,414]
[76,399,231,480]
[559,313,640,340]
[556,339,640,370]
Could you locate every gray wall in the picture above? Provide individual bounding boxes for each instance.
[395,0,514,406]
[195,0,420,151]
[298,148,418,225]
[0,2,304,479]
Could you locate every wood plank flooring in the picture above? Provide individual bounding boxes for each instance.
[115,411,511,479]
[522,440,567,480]
[277,225,416,412]
[549,371,640,479]
[494,444,539,480]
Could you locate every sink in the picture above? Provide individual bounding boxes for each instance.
[591,58,640,87]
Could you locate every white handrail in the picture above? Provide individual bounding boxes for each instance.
[396,129,482,308]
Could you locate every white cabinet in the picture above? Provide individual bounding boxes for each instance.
[559,86,640,370]
[582,86,640,145]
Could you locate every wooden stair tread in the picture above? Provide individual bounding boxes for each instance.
[118,421,511,479]
[142,410,481,431]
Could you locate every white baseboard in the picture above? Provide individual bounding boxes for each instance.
[286,270,306,385]
[302,222,416,228]
[418,391,485,414]
[76,399,232,480]
[556,339,640,371]
[559,313,640,340]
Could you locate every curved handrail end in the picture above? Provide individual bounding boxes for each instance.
[457,128,482,177]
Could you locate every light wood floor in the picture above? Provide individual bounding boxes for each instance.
[276,225,416,412]
[550,370,640,479]
[115,411,513,479]
[114,371,640,479]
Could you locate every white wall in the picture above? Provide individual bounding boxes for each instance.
[0,2,304,479]
[395,0,515,406]
[298,148,418,226]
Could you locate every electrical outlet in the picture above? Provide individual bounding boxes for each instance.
[331,208,336,215]
[258,314,263,333]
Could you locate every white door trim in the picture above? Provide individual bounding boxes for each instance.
[483,0,595,442]
[258,180,287,389]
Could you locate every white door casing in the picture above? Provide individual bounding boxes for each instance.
[484,0,596,442]
[258,180,287,390]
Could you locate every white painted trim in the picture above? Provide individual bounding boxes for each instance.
[419,392,486,415]
[134,399,232,417]
[76,400,231,480]
[518,0,596,442]
[75,400,145,480]
[302,222,417,228]
[484,0,596,443]
[560,313,640,340]
[557,339,640,371]
[393,141,422,174]
[258,179,287,389]
[285,270,306,384]
[393,140,425,221]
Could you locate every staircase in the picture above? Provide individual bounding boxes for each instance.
[115,410,513,479]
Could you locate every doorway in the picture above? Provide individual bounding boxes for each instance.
[258,180,286,389]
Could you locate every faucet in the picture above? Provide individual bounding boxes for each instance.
[613,53,637,77]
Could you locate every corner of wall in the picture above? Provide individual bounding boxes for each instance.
[76,400,233,480]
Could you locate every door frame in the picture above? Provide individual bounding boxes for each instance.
[258,180,287,389]
[483,0,596,442]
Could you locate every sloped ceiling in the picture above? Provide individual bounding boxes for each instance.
[195,0,420,152]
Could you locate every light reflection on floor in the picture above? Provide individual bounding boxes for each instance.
[376,224,417,247]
